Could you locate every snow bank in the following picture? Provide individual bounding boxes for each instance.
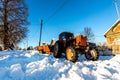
[0,50,120,80]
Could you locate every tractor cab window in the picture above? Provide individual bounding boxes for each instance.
[62,35,66,41]
[66,34,74,40]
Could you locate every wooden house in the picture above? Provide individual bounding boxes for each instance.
[104,19,120,54]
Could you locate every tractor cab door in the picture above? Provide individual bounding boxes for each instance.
[61,34,67,47]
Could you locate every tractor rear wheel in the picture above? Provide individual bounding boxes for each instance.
[85,49,99,61]
[53,41,62,58]
[66,46,78,62]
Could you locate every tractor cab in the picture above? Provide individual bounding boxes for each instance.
[59,32,74,42]
[58,32,74,48]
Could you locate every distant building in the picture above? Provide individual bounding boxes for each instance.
[104,19,120,54]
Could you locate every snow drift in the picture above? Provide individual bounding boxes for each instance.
[0,50,120,80]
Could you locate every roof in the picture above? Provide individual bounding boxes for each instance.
[59,31,74,36]
[104,18,120,37]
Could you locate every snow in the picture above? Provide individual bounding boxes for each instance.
[0,50,120,80]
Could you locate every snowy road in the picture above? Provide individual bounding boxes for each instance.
[0,50,120,80]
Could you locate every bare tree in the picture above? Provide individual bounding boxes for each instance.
[83,27,95,42]
[0,0,29,50]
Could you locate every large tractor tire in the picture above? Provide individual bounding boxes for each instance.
[53,41,62,58]
[66,46,78,62]
[85,49,99,61]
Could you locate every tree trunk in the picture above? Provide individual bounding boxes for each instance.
[2,0,10,50]
[2,35,10,50]
[2,43,5,50]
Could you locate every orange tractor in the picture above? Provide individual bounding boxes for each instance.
[53,32,99,62]
[37,31,99,62]
[37,39,55,54]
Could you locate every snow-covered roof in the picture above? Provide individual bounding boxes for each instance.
[104,18,120,37]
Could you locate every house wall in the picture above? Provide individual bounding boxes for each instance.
[105,22,120,54]
[111,39,120,54]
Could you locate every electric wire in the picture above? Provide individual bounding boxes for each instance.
[44,0,70,25]
[34,0,70,46]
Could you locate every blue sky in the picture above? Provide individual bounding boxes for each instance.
[20,0,120,48]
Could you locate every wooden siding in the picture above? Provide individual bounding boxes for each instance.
[104,20,120,54]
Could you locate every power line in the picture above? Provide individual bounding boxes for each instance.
[44,0,70,25]
[95,35,104,37]
[30,0,70,36]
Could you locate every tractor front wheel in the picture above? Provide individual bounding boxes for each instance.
[53,41,62,58]
[85,49,99,61]
[66,46,78,62]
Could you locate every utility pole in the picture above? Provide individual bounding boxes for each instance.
[39,19,43,46]
[114,0,120,19]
